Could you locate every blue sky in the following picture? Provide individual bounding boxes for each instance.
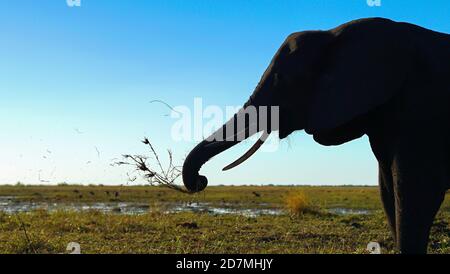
[0,0,449,185]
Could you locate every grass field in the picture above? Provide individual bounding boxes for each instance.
[0,185,449,254]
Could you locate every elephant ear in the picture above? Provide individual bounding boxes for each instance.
[305,28,412,134]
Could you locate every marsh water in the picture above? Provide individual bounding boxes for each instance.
[0,196,371,217]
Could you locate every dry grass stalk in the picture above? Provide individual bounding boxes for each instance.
[16,214,37,254]
[115,138,189,193]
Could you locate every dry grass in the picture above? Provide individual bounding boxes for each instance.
[285,191,311,215]
[114,138,188,193]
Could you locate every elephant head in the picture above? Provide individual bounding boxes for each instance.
[182,18,412,193]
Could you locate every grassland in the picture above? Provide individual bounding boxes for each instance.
[5,184,450,209]
[0,185,449,254]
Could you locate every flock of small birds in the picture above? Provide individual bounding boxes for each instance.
[24,127,108,184]
[72,189,121,199]
[23,100,175,185]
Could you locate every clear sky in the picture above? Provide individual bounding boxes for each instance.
[0,0,449,185]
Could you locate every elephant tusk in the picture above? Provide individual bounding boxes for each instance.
[222,131,269,171]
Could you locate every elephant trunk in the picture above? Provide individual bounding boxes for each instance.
[182,101,271,193]
[182,114,240,193]
[182,135,239,193]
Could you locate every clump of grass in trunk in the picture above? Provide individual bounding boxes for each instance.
[285,191,314,215]
[115,138,189,193]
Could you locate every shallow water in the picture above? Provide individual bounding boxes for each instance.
[0,196,281,217]
[0,196,371,217]
[0,196,149,215]
[169,202,282,218]
[328,208,371,215]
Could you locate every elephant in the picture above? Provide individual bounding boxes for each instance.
[182,17,450,254]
